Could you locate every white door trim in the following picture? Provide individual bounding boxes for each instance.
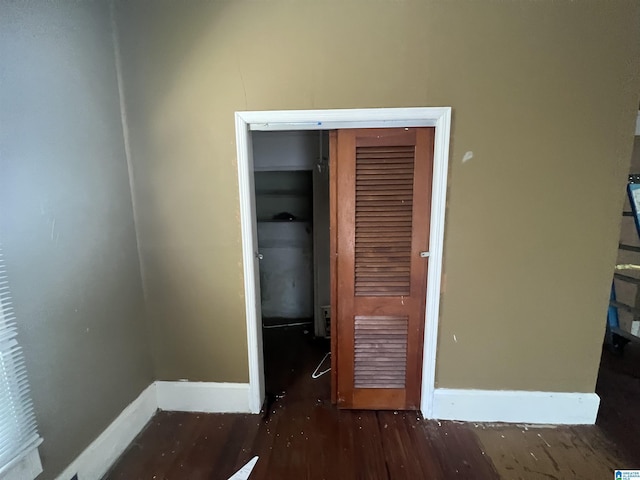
[235,107,452,417]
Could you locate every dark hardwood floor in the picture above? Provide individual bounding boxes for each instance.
[596,340,640,464]
[104,326,639,480]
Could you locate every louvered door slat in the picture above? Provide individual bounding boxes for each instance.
[354,315,408,388]
[354,144,413,297]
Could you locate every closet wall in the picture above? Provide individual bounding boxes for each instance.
[253,131,329,332]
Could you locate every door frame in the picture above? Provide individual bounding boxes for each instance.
[235,107,451,417]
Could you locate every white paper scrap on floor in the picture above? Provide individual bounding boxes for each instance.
[227,456,258,480]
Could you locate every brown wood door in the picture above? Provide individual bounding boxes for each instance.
[331,127,434,410]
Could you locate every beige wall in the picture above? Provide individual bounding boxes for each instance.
[116,0,640,391]
[0,2,153,478]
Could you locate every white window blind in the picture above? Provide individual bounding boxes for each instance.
[0,246,42,477]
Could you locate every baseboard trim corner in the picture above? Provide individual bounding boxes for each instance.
[156,381,251,413]
[54,383,158,480]
[432,388,600,424]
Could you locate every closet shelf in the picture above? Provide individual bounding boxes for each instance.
[257,219,311,223]
[255,190,311,197]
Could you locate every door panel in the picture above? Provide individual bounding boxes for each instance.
[333,128,434,410]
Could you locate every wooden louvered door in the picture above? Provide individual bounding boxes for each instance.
[333,127,434,410]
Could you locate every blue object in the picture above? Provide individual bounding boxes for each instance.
[607,176,640,350]
[607,283,620,331]
[628,182,640,236]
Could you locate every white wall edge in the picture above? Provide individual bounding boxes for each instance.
[420,108,451,419]
[54,383,158,480]
[432,388,600,425]
[236,107,451,420]
[636,110,640,136]
[156,381,252,413]
[240,107,450,131]
[236,112,265,415]
[109,1,148,302]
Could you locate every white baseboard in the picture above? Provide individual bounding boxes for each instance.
[432,388,600,425]
[55,383,158,480]
[54,381,251,479]
[156,381,251,413]
[53,382,601,479]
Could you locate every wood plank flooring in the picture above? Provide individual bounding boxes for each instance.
[104,326,640,480]
[596,339,640,463]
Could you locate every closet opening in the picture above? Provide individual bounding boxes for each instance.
[252,130,331,412]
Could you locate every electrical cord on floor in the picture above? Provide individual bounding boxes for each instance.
[311,352,331,379]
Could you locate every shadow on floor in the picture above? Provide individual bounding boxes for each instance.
[262,323,331,414]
